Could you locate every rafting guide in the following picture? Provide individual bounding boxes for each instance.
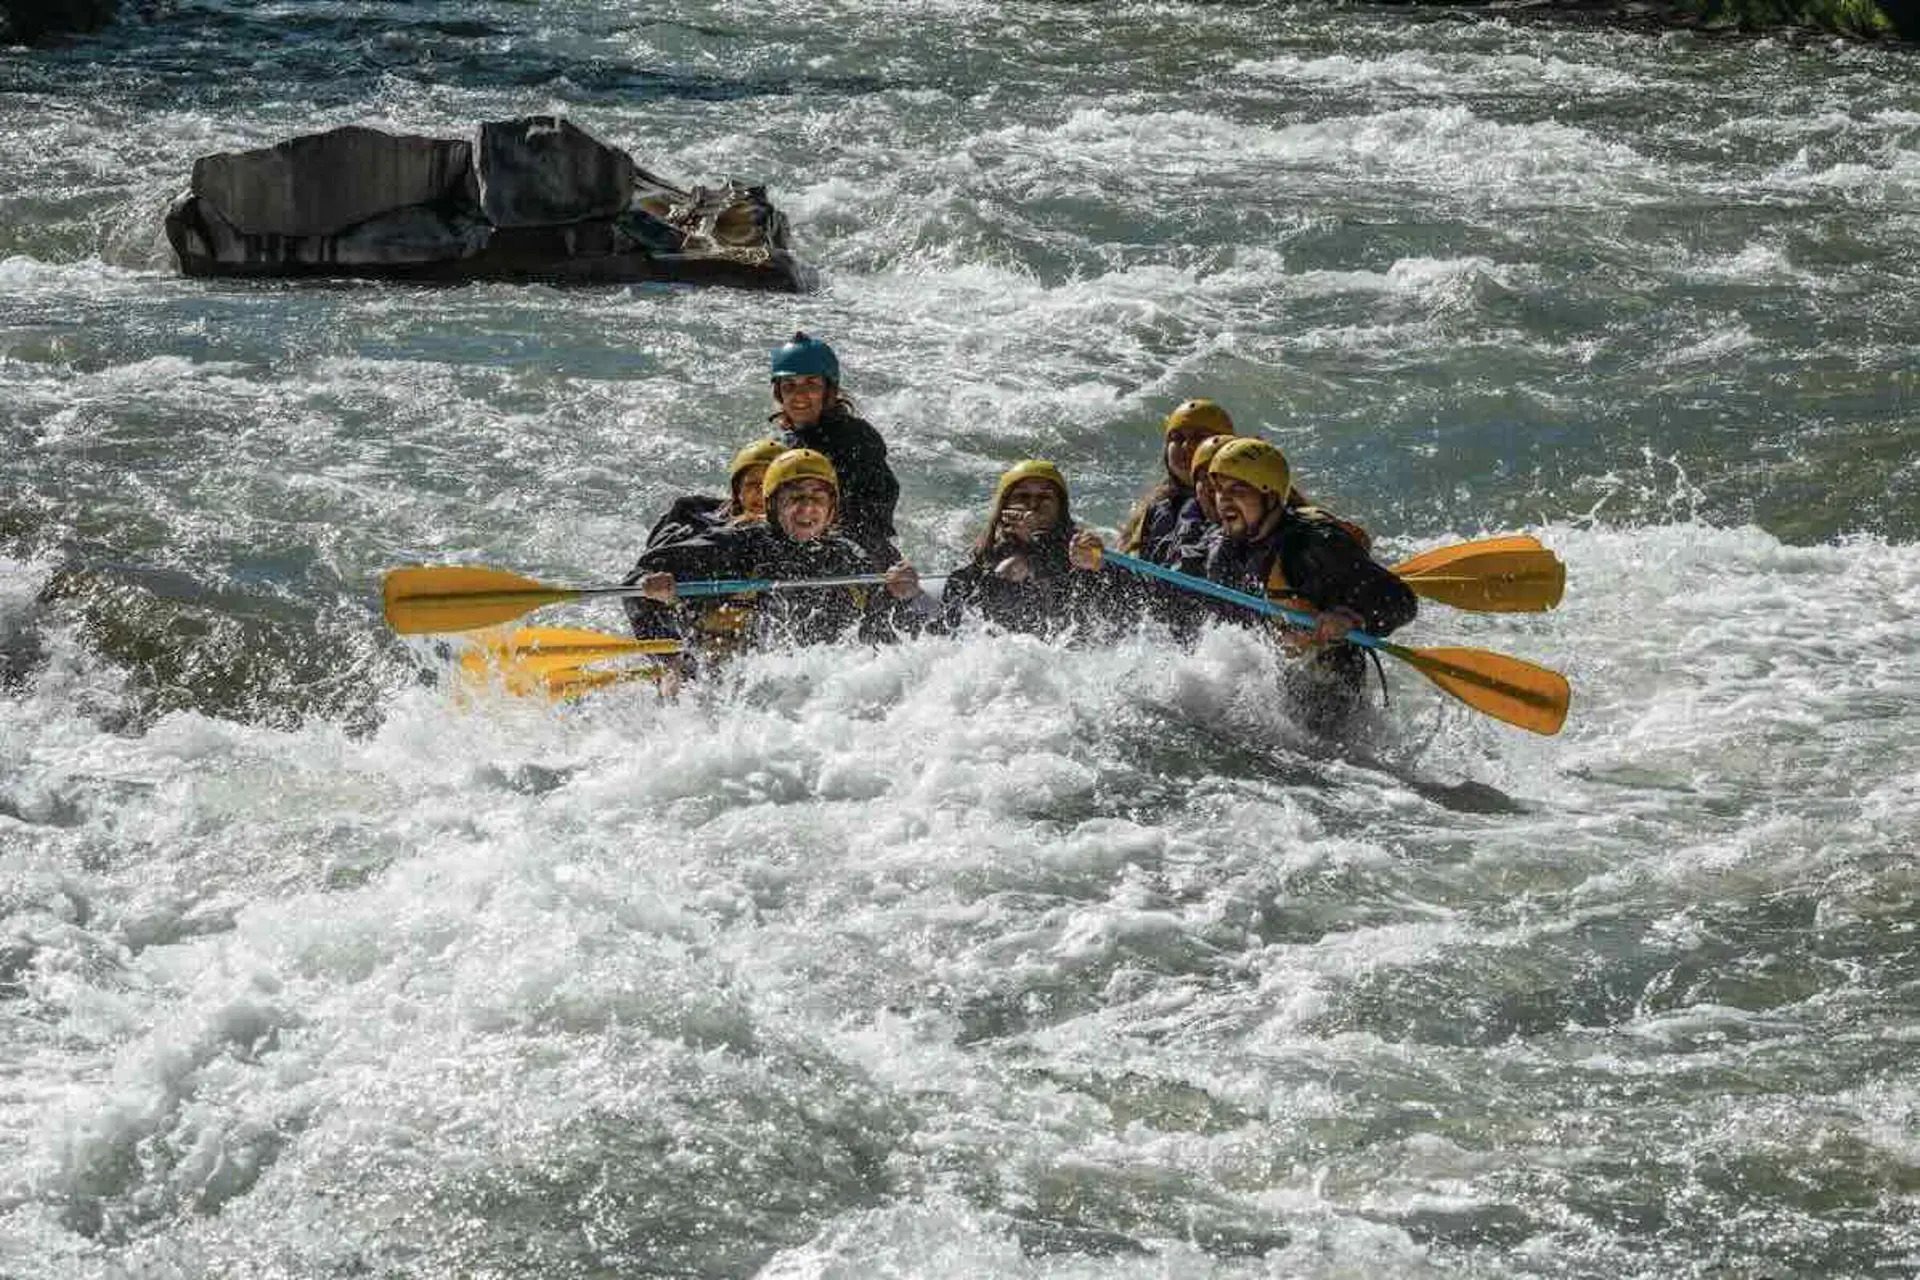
[382,333,1570,734]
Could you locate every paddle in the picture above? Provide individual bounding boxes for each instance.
[383,566,917,636]
[1097,549,1570,735]
[457,626,678,701]
[461,625,682,666]
[381,535,1561,637]
[1388,536,1565,613]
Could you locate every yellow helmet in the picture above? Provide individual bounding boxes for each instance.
[1161,398,1234,439]
[728,438,787,484]
[992,459,1068,509]
[1208,438,1291,504]
[1190,434,1232,477]
[762,448,839,501]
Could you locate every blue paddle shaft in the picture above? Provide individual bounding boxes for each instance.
[573,576,885,602]
[1100,550,1387,652]
[674,573,951,598]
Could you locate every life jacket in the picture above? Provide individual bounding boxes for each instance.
[1254,506,1347,614]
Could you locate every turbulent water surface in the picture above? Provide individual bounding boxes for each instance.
[3,2,1919,1276]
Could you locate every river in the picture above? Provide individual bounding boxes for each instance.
[2,2,1917,1276]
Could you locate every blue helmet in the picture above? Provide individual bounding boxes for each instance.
[770,331,840,384]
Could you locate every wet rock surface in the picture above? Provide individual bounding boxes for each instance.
[165,115,807,292]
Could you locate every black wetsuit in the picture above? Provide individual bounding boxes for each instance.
[940,523,1125,640]
[1163,497,1218,576]
[645,494,730,551]
[624,520,921,651]
[776,407,901,562]
[1129,484,1192,567]
[1205,511,1418,721]
[623,495,742,650]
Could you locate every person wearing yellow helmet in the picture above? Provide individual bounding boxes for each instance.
[1158,431,1236,577]
[723,437,786,523]
[1203,438,1416,719]
[765,331,902,562]
[1120,398,1235,566]
[626,448,928,651]
[940,460,1117,637]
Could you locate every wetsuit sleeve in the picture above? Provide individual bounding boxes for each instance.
[620,525,770,645]
[1286,525,1418,636]
[645,494,727,550]
[632,525,759,582]
[833,416,901,556]
[807,534,919,642]
[1147,498,1203,567]
[1140,495,1186,567]
[621,596,683,643]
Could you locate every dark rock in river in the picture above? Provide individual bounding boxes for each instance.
[165,116,808,293]
[475,117,636,229]
[0,0,118,43]
[190,127,475,239]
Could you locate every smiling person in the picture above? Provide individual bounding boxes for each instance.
[940,460,1116,638]
[1121,398,1235,565]
[1202,437,1416,721]
[626,448,926,652]
[766,332,901,562]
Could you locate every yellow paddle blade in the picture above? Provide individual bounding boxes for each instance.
[460,656,667,701]
[542,665,668,701]
[1380,643,1570,735]
[1391,535,1541,577]
[1392,541,1566,613]
[383,566,583,635]
[458,626,680,701]
[470,625,680,671]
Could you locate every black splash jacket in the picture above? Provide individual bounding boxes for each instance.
[777,408,901,561]
[1204,512,1417,636]
[645,494,729,551]
[939,524,1125,640]
[623,495,739,647]
[1203,511,1417,688]
[1129,485,1192,566]
[624,520,920,648]
[1162,497,1219,576]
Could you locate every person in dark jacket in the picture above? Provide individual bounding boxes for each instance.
[625,437,789,655]
[627,448,926,654]
[1202,438,1417,725]
[940,460,1119,639]
[1161,432,1232,576]
[1121,398,1235,565]
[641,437,787,552]
[765,332,901,562]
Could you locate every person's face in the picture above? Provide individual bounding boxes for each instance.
[1165,429,1210,486]
[1195,471,1221,522]
[774,478,835,540]
[774,375,828,427]
[736,465,769,519]
[998,479,1063,542]
[1213,476,1271,539]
